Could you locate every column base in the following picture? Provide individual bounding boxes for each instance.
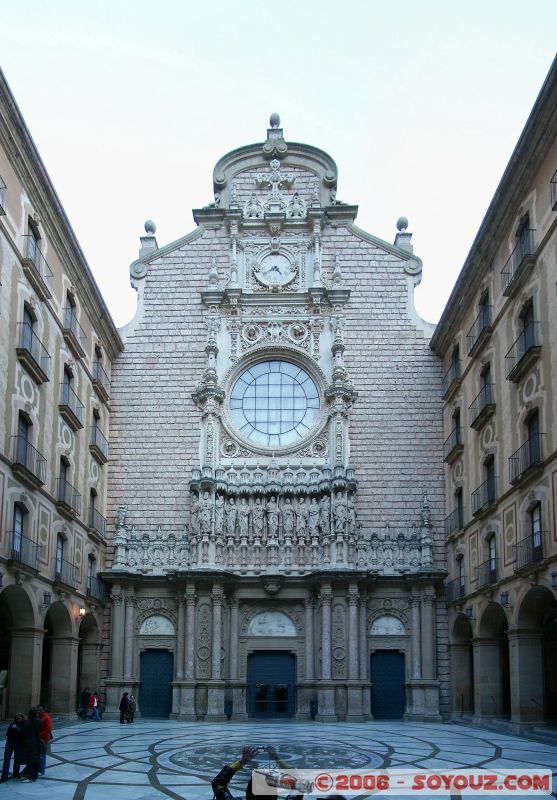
[316,683,337,722]
[206,681,226,721]
[102,677,140,717]
[404,679,441,721]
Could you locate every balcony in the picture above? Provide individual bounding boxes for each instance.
[446,576,466,603]
[513,531,546,572]
[59,383,84,431]
[56,478,82,519]
[445,507,464,536]
[16,323,51,384]
[11,436,47,489]
[501,229,536,296]
[88,506,107,539]
[443,426,463,463]
[476,558,498,590]
[467,306,492,357]
[89,426,109,465]
[21,235,53,301]
[86,576,107,604]
[505,323,541,382]
[54,558,78,590]
[442,360,461,400]
[62,307,86,358]
[0,175,6,215]
[92,360,111,402]
[551,169,557,211]
[509,433,544,484]
[472,477,497,516]
[7,531,40,572]
[469,383,496,430]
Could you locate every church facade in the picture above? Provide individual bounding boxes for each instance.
[102,116,448,721]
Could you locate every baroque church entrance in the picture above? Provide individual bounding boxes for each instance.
[140,650,173,718]
[247,652,296,718]
[370,651,406,719]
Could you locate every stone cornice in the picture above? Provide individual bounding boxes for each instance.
[348,222,424,273]
[0,69,123,360]
[430,55,557,355]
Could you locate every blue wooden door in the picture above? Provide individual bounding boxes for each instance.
[370,651,406,719]
[139,650,173,718]
[247,651,296,718]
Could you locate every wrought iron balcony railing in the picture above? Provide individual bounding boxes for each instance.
[59,383,84,429]
[551,169,557,211]
[90,426,109,463]
[0,175,6,215]
[56,478,82,516]
[476,558,498,589]
[86,576,107,603]
[469,383,495,429]
[472,476,497,515]
[513,531,546,571]
[443,426,463,463]
[62,307,86,355]
[55,558,78,589]
[505,322,540,381]
[16,322,51,383]
[21,235,54,298]
[445,507,464,536]
[88,506,107,537]
[11,435,47,486]
[8,531,40,570]
[446,576,466,603]
[442,360,461,399]
[467,306,492,355]
[501,229,536,295]
[509,433,544,484]
[92,360,111,400]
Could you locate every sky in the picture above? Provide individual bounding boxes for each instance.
[2,1,556,328]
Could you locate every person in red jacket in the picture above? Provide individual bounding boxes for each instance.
[37,706,52,776]
[88,692,101,721]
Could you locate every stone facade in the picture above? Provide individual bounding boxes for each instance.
[0,68,122,717]
[431,61,557,731]
[103,116,447,721]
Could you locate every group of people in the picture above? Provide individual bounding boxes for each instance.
[118,692,136,724]
[1,706,52,783]
[79,688,102,720]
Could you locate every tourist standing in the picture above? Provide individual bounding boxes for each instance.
[37,706,52,775]
[80,687,91,719]
[125,694,136,723]
[88,692,101,721]
[0,713,23,782]
[119,692,129,724]
[18,708,41,782]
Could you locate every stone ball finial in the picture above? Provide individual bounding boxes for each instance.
[269,112,281,129]
[396,216,409,232]
[144,219,157,235]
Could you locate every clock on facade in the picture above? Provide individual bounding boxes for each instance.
[229,360,320,448]
[256,253,296,288]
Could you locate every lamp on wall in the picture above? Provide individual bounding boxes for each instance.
[500,591,511,608]
[42,592,52,607]
[465,606,473,619]
[78,606,86,618]
[551,573,557,590]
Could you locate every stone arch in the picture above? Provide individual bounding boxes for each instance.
[0,583,39,716]
[475,602,510,720]
[78,612,101,701]
[41,600,78,714]
[450,612,474,716]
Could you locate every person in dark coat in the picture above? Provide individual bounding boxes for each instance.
[125,694,136,723]
[0,713,24,782]
[17,708,41,782]
[80,687,91,719]
[119,692,129,724]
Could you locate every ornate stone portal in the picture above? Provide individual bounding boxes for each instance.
[103,114,446,723]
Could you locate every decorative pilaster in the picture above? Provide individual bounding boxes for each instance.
[179,586,197,720]
[347,588,359,680]
[110,589,125,677]
[123,594,136,679]
[228,597,239,680]
[421,591,436,680]
[409,594,422,679]
[207,583,226,720]
[304,597,315,680]
[316,584,336,721]
[175,596,186,680]
[405,589,441,721]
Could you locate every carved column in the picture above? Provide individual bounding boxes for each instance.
[49,635,80,715]
[421,591,436,680]
[316,584,336,721]
[176,596,185,680]
[180,586,197,720]
[110,589,125,677]
[405,589,440,721]
[409,594,422,679]
[347,588,359,679]
[305,597,315,681]
[207,584,226,720]
[228,597,239,680]
[359,587,371,718]
[123,595,136,679]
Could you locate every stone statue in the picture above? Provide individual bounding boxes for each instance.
[333,492,347,534]
[116,505,127,528]
[199,491,213,536]
[252,497,265,539]
[308,496,320,536]
[319,494,331,536]
[266,496,279,538]
[215,494,225,535]
[282,497,295,538]
[238,497,250,538]
[296,497,308,538]
[347,493,357,537]
[190,492,199,535]
[225,497,237,538]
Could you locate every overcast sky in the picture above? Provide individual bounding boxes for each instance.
[2,1,556,328]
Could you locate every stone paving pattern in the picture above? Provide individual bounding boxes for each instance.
[3,721,556,800]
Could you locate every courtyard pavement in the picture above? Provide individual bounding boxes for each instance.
[1,720,556,800]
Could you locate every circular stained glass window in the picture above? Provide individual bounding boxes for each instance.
[230,360,320,448]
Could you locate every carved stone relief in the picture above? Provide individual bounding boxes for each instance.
[247,611,297,637]
[139,614,175,636]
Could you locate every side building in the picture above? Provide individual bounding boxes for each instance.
[431,57,557,731]
[0,69,122,717]
[103,116,447,722]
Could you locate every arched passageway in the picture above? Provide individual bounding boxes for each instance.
[0,585,40,716]
[77,613,101,710]
[40,601,78,715]
[450,613,474,716]
[474,603,510,720]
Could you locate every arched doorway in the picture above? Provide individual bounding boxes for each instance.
[512,586,557,724]
[247,651,296,718]
[0,585,38,716]
[475,603,510,719]
[77,613,101,709]
[450,613,474,716]
[41,601,77,714]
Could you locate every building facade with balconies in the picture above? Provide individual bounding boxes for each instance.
[431,58,557,731]
[0,68,122,717]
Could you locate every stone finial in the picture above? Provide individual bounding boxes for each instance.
[144,219,157,235]
[394,216,413,253]
[269,112,281,128]
[139,219,158,257]
[396,216,408,232]
[208,256,219,288]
